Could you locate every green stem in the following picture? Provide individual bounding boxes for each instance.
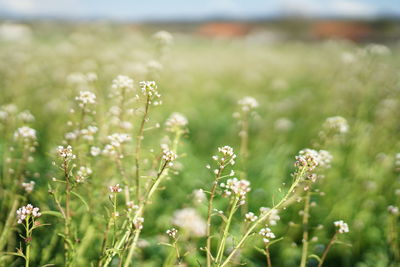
[317,232,337,267]
[215,198,239,264]
[219,167,306,267]
[300,190,311,267]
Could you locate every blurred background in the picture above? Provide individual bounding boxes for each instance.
[0,0,400,42]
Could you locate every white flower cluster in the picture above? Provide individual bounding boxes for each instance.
[139,81,161,105]
[153,30,173,46]
[14,126,37,142]
[0,104,17,121]
[334,220,349,234]
[212,146,236,168]
[238,96,259,112]
[192,189,206,203]
[126,201,139,211]
[388,205,399,215]
[107,133,131,148]
[57,145,76,160]
[162,149,178,163]
[165,112,188,132]
[172,208,206,237]
[134,217,144,230]
[65,125,98,141]
[298,149,333,170]
[16,204,41,224]
[111,75,134,93]
[109,184,122,193]
[22,181,35,193]
[18,110,35,123]
[220,178,251,204]
[75,91,96,106]
[259,227,275,244]
[166,228,178,239]
[76,166,92,183]
[321,116,349,137]
[245,212,258,222]
[90,146,101,157]
[260,207,280,226]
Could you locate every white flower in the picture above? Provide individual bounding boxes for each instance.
[111,75,134,93]
[109,184,122,193]
[259,227,275,244]
[22,181,35,193]
[162,150,177,162]
[153,31,173,46]
[16,204,41,224]
[57,145,76,160]
[172,208,206,237]
[245,212,258,222]
[126,201,139,211]
[18,110,35,122]
[166,228,178,239]
[90,146,101,157]
[192,189,206,203]
[76,91,96,105]
[334,220,349,234]
[108,133,131,147]
[14,126,37,141]
[260,207,280,226]
[321,116,349,136]
[221,178,251,204]
[139,81,161,104]
[165,112,188,132]
[134,217,144,229]
[238,96,258,112]
[388,205,399,215]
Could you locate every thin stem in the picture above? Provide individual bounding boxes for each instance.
[215,198,239,264]
[265,246,272,267]
[317,232,337,267]
[220,167,306,267]
[25,218,30,267]
[135,94,151,202]
[300,190,311,267]
[206,167,222,267]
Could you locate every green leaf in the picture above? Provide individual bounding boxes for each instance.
[71,191,90,211]
[41,211,63,218]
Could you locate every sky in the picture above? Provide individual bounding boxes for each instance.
[0,0,399,21]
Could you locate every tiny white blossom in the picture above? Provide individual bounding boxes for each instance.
[334,220,349,234]
[16,204,41,224]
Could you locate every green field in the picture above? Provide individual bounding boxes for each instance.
[0,24,399,267]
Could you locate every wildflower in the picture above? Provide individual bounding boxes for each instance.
[162,149,177,162]
[16,204,41,224]
[22,181,35,193]
[76,166,92,183]
[259,227,275,244]
[80,125,98,141]
[75,91,96,105]
[139,81,161,105]
[166,228,178,239]
[220,178,251,205]
[238,96,258,112]
[192,189,206,203]
[165,112,188,132]
[153,30,173,46]
[321,116,349,136]
[245,212,258,222]
[213,146,236,166]
[172,208,206,237]
[295,149,319,173]
[57,145,76,160]
[111,75,134,93]
[388,205,399,215]
[334,220,349,234]
[18,110,35,122]
[90,146,101,157]
[109,184,122,193]
[14,126,37,142]
[260,207,280,226]
[102,144,117,156]
[126,201,139,211]
[134,217,144,230]
[108,133,131,147]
